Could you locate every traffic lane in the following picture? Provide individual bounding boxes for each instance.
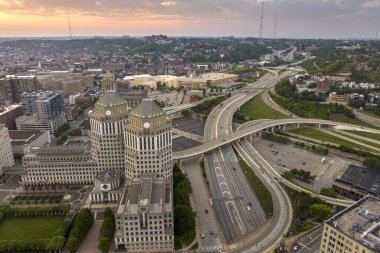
[237,140,292,253]
[213,149,247,239]
[223,144,266,227]
[205,152,240,243]
[293,226,323,253]
[181,156,220,248]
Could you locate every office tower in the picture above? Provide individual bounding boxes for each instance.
[101,72,117,93]
[0,124,15,177]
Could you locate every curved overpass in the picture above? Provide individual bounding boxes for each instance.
[173,118,380,160]
[173,118,380,207]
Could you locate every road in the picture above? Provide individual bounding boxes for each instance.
[0,175,21,203]
[292,226,323,253]
[181,157,223,252]
[202,70,296,245]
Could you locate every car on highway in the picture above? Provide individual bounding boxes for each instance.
[201,233,205,239]
[247,206,251,211]
[232,167,236,171]
[205,208,208,214]
[210,230,214,235]
[293,244,299,251]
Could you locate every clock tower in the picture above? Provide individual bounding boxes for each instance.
[124,98,172,180]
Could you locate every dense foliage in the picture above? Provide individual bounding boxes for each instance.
[98,208,116,252]
[270,92,351,119]
[67,208,94,253]
[320,187,337,198]
[275,80,325,102]
[262,132,290,144]
[173,164,195,236]
[191,95,229,116]
[363,156,380,171]
[283,169,316,183]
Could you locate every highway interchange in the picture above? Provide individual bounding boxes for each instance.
[199,70,296,252]
[169,65,380,252]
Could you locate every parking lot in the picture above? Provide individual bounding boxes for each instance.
[172,117,205,137]
[254,138,350,192]
[173,136,201,152]
[149,90,184,106]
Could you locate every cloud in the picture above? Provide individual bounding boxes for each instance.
[95,1,101,6]
[361,0,380,8]
[161,1,176,7]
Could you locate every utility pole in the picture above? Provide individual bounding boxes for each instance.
[258,1,264,44]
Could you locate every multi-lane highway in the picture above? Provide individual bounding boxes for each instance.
[202,70,296,245]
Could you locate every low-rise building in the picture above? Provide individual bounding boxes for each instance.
[179,73,238,89]
[9,130,50,155]
[90,170,123,203]
[15,112,66,135]
[0,104,23,130]
[22,145,98,186]
[333,164,380,201]
[320,195,380,253]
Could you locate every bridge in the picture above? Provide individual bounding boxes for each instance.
[173,118,380,160]
[173,118,380,207]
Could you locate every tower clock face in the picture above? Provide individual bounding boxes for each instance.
[143,122,150,129]
[105,110,112,116]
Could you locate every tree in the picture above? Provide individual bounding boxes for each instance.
[67,236,80,253]
[309,204,332,222]
[363,157,380,171]
[174,204,195,236]
[46,236,65,251]
[98,237,110,252]
[320,188,337,198]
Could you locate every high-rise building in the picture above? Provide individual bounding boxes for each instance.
[89,90,129,172]
[320,195,380,253]
[18,91,66,135]
[0,75,39,105]
[21,91,65,120]
[115,98,174,252]
[0,124,15,177]
[124,99,172,180]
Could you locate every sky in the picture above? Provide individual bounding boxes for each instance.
[0,0,379,39]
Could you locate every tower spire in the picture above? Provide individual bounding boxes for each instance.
[258,2,264,44]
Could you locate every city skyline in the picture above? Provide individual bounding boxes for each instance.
[0,0,379,39]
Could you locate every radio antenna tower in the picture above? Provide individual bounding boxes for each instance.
[258,2,264,44]
[68,14,73,40]
[376,24,379,40]
[273,12,277,40]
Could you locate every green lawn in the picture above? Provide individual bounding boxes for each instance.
[0,216,64,240]
[347,130,380,142]
[336,132,380,150]
[330,113,380,130]
[238,94,288,120]
[357,110,380,120]
[239,160,273,218]
[289,127,379,154]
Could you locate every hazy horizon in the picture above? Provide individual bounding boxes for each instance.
[0,0,379,39]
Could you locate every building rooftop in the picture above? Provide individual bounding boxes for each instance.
[9,130,46,146]
[0,104,21,116]
[130,98,164,119]
[326,195,380,252]
[122,176,170,214]
[334,164,380,197]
